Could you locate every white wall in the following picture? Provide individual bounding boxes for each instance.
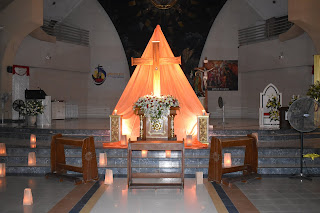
[64,0,130,118]
[201,0,316,119]
[14,36,90,116]
[200,0,263,118]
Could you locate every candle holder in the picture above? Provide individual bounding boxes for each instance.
[0,143,6,155]
[104,169,113,185]
[99,153,107,167]
[165,150,171,158]
[224,153,231,168]
[30,134,36,148]
[186,135,192,146]
[120,135,127,146]
[23,188,33,205]
[141,150,148,158]
[28,152,36,166]
[0,163,5,177]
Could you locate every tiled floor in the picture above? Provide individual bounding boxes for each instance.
[1,176,320,212]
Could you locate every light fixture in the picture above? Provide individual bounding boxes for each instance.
[30,134,36,148]
[28,152,36,166]
[0,163,5,177]
[141,150,148,158]
[203,57,208,64]
[224,153,231,168]
[186,135,192,146]
[279,52,284,59]
[114,109,117,115]
[165,150,171,158]
[120,135,127,146]
[0,143,6,155]
[104,169,113,185]
[99,153,107,167]
[23,188,33,205]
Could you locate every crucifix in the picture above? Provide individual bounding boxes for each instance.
[131,40,181,97]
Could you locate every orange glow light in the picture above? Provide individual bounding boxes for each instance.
[141,150,148,158]
[120,135,127,146]
[224,153,232,168]
[165,150,171,158]
[186,135,192,146]
[0,163,5,177]
[99,153,107,167]
[104,169,113,185]
[0,143,6,155]
[23,188,33,205]
[28,152,36,166]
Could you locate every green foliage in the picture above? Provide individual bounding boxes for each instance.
[307,81,320,101]
[20,100,44,116]
[266,95,281,121]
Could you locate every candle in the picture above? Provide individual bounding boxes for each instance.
[30,134,36,148]
[165,150,171,158]
[0,163,5,177]
[186,135,192,146]
[141,150,148,158]
[114,109,117,115]
[120,135,127,146]
[202,110,206,115]
[0,143,6,155]
[99,153,107,167]
[104,169,113,185]
[28,152,36,166]
[23,188,33,205]
[224,153,232,168]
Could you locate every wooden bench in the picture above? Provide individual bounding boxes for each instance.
[208,134,258,184]
[47,134,99,184]
[127,140,184,189]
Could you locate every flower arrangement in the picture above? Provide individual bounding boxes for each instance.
[266,95,281,121]
[307,81,320,101]
[20,100,44,116]
[133,94,179,121]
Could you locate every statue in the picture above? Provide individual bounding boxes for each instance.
[194,67,214,90]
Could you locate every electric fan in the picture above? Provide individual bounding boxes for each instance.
[12,99,25,120]
[218,96,226,125]
[287,97,320,180]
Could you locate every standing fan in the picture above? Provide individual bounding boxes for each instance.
[12,99,25,120]
[218,96,226,125]
[287,97,320,180]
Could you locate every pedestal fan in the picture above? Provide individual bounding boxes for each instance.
[218,96,227,126]
[12,99,25,120]
[287,97,320,180]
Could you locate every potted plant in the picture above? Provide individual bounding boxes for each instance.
[266,95,281,121]
[20,100,44,126]
[307,81,320,101]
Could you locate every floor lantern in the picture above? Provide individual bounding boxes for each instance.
[104,169,113,185]
[165,150,171,158]
[23,188,33,205]
[224,153,232,168]
[120,135,127,146]
[0,163,5,177]
[30,134,36,148]
[186,135,192,146]
[0,143,6,155]
[141,150,148,158]
[99,153,107,167]
[28,152,36,166]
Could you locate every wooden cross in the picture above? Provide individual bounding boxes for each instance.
[131,41,181,97]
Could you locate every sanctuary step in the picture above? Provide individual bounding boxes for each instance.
[1,122,320,176]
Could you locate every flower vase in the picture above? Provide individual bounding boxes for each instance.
[27,115,37,126]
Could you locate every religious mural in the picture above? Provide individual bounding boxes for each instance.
[191,60,238,94]
[98,0,227,76]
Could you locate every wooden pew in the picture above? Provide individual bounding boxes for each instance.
[208,134,258,184]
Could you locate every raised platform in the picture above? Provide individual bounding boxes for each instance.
[1,118,320,177]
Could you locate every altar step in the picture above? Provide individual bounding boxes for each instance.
[2,147,320,176]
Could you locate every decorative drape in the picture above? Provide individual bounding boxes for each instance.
[113,25,205,140]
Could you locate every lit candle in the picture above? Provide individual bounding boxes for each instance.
[141,150,148,158]
[114,109,117,115]
[99,153,107,167]
[28,152,36,166]
[202,110,206,115]
[30,134,36,148]
[224,153,232,168]
[0,143,6,155]
[0,163,5,177]
[120,135,127,146]
[104,169,113,185]
[23,188,33,205]
[186,135,192,146]
[165,150,171,158]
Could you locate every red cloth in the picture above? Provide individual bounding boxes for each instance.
[113,25,205,140]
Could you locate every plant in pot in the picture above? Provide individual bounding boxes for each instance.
[266,95,281,121]
[307,81,320,101]
[20,100,44,126]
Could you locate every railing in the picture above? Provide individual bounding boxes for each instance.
[42,20,89,46]
[238,16,293,46]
